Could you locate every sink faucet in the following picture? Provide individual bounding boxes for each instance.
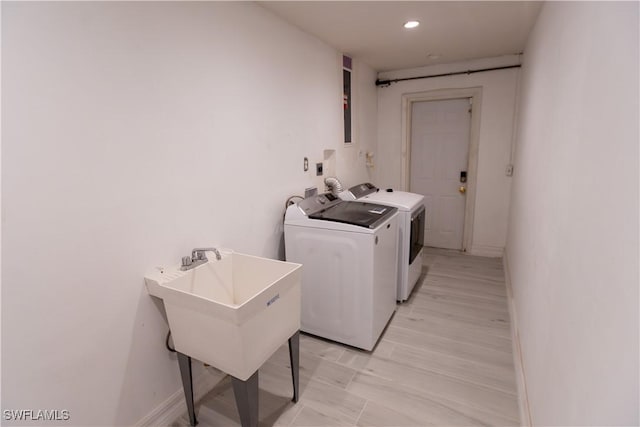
[180,247,222,271]
[192,247,221,261]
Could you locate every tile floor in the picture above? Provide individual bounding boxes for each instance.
[173,247,519,426]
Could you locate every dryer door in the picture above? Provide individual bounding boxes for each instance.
[410,205,425,264]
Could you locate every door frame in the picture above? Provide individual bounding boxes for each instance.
[401,87,482,252]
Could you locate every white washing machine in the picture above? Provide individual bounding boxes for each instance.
[341,183,425,302]
[284,192,398,351]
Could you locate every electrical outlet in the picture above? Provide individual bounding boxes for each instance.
[316,162,323,176]
[505,164,514,176]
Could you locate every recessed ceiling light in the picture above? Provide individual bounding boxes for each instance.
[403,20,420,29]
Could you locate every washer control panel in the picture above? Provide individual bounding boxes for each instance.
[348,182,378,199]
[297,192,342,216]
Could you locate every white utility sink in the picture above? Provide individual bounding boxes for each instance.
[145,250,301,381]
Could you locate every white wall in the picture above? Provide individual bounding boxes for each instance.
[1,2,376,425]
[506,2,639,425]
[377,56,520,256]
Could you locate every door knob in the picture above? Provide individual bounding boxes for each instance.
[459,186,466,194]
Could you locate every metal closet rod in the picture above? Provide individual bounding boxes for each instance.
[375,64,521,87]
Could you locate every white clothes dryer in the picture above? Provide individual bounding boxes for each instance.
[340,183,425,302]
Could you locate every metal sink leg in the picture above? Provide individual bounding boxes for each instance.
[231,371,259,427]
[177,352,198,426]
[288,331,300,402]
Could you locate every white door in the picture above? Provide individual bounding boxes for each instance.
[409,98,471,250]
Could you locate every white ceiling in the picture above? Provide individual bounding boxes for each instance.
[260,1,543,72]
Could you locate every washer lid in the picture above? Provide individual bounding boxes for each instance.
[309,201,397,229]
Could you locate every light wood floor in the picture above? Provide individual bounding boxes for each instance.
[173,248,519,426]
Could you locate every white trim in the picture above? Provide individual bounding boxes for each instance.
[503,251,533,427]
[401,87,482,252]
[469,244,504,258]
[136,367,226,427]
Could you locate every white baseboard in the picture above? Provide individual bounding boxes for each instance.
[136,366,226,427]
[503,251,533,427]
[469,244,504,258]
